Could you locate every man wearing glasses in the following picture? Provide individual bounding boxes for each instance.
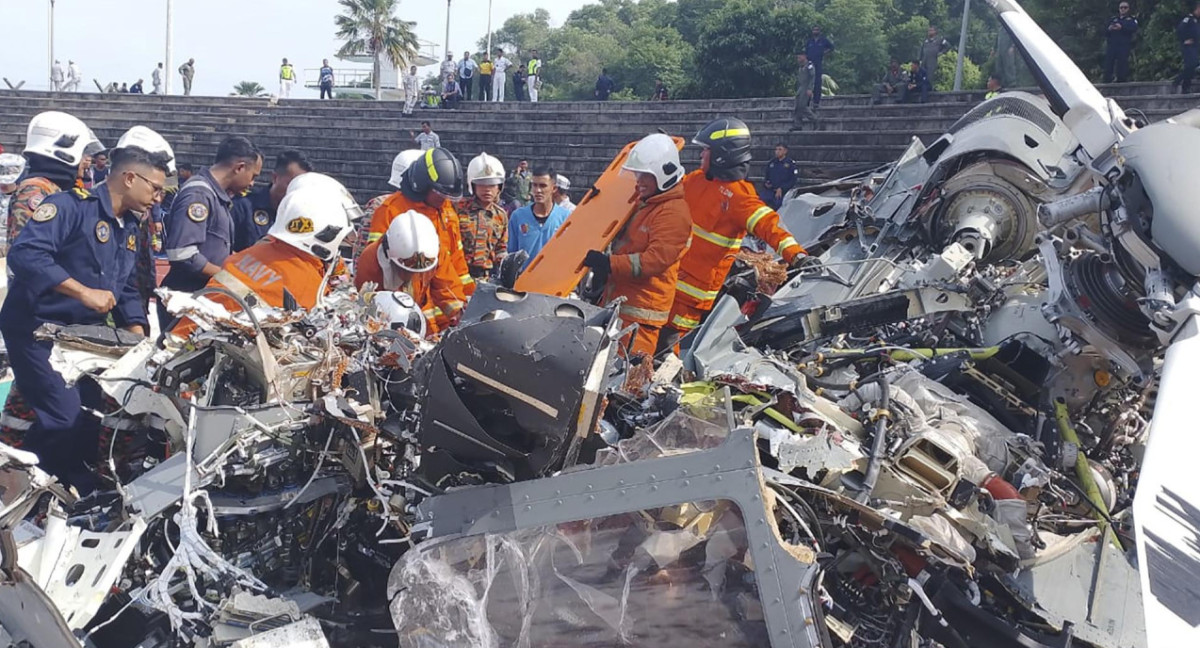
[0,141,171,491]
[1104,2,1139,83]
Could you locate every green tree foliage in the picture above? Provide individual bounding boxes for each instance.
[475,0,1176,100]
[231,81,268,97]
[335,0,420,100]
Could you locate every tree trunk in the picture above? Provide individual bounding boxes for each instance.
[374,50,382,100]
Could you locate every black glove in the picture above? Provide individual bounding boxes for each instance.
[790,254,821,271]
[583,250,611,274]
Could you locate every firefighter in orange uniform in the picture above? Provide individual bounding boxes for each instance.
[365,147,475,299]
[582,133,692,358]
[660,117,812,353]
[354,209,463,335]
[171,176,359,334]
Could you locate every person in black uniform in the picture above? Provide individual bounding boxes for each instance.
[0,145,170,490]
[230,149,312,252]
[1174,2,1200,94]
[1104,3,1139,83]
[759,144,797,210]
[162,136,261,294]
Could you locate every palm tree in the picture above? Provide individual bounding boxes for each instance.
[231,81,268,97]
[335,0,420,100]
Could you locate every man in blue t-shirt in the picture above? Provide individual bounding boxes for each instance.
[508,165,569,269]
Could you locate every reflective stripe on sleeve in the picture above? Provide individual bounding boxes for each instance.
[675,280,720,301]
[776,236,800,256]
[671,314,702,331]
[629,253,642,278]
[619,304,669,323]
[746,206,773,232]
[165,245,200,261]
[367,232,383,243]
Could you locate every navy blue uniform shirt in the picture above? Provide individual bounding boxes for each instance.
[162,168,234,292]
[765,158,797,192]
[1106,15,1139,52]
[804,36,835,64]
[0,184,146,332]
[1179,15,1200,46]
[230,185,274,252]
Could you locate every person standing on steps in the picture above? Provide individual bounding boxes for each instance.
[804,26,834,109]
[526,49,542,102]
[513,66,527,102]
[595,68,615,100]
[411,122,441,151]
[319,59,335,99]
[458,51,478,101]
[652,78,669,101]
[179,58,195,96]
[440,52,456,83]
[791,52,819,131]
[403,65,420,115]
[152,62,164,94]
[66,61,81,92]
[279,58,296,98]
[51,60,65,91]
[479,53,494,101]
[492,49,512,102]
[1174,3,1200,94]
[1104,2,1139,83]
[919,26,951,89]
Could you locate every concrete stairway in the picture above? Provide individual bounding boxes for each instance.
[0,82,1195,202]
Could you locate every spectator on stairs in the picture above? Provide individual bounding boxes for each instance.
[411,122,441,151]
[919,26,951,88]
[403,65,420,115]
[872,60,908,105]
[479,54,495,101]
[492,49,513,102]
[595,68,615,100]
[526,50,543,102]
[804,26,835,108]
[179,58,195,96]
[513,66,527,101]
[458,51,478,101]
[759,144,797,210]
[903,61,931,104]
[440,74,462,109]
[652,78,669,101]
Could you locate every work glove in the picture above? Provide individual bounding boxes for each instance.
[790,254,822,272]
[583,250,611,274]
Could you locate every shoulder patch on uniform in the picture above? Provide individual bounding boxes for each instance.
[31,203,58,222]
[127,233,137,251]
[253,209,270,227]
[187,202,209,222]
[286,217,314,234]
[95,220,111,244]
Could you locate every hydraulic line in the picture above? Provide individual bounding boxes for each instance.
[1054,397,1120,547]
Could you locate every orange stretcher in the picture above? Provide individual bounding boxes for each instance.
[513,136,686,297]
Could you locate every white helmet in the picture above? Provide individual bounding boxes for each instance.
[555,174,570,191]
[286,172,365,222]
[383,210,440,273]
[269,183,357,261]
[115,125,176,175]
[388,150,424,189]
[23,111,101,167]
[622,133,682,192]
[466,152,505,192]
[371,291,427,338]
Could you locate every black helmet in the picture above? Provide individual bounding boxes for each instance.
[403,147,464,200]
[693,117,753,170]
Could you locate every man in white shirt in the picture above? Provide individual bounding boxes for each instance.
[526,50,543,102]
[51,60,64,91]
[65,61,81,92]
[402,65,420,115]
[151,62,164,94]
[492,48,512,102]
[440,53,456,82]
[279,58,296,98]
[411,121,441,150]
[554,175,576,213]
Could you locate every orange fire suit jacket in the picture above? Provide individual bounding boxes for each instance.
[603,183,692,333]
[668,170,805,332]
[173,237,341,336]
[366,192,475,299]
[353,238,463,335]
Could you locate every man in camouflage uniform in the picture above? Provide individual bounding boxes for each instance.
[458,152,509,279]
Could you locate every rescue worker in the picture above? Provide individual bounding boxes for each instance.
[279,57,297,98]
[804,26,834,108]
[791,52,820,131]
[230,149,312,252]
[1174,3,1200,94]
[1104,2,1139,83]
[366,147,475,299]
[354,210,463,335]
[660,118,812,354]
[173,178,359,334]
[457,152,509,280]
[760,144,797,210]
[161,135,262,299]
[6,112,102,252]
[582,133,691,358]
[0,143,170,490]
[366,150,423,217]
